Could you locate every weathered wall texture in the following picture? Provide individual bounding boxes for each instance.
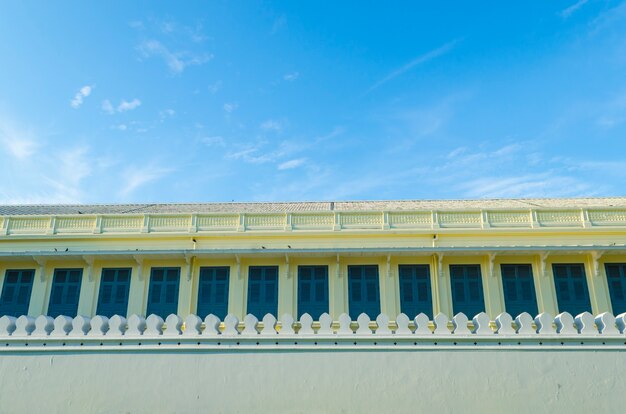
[0,349,623,413]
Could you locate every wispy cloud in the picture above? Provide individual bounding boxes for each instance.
[70,85,93,109]
[260,119,283,131]
[43,146,92,202]
[278,158,305,170]
[201,136,226,147]
[137,39,213,74]
[271,14,287,35]
[118,99,141,112]
[0,117,38,159]
[119,165,173,197]
[365,39,461,95]
[102,98,142,114]
[223,103,238,113]
[208,81,222,94]
[560,0,590,19]
[283,72,299,82]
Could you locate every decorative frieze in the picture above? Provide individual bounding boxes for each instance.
[101,216,143,232]
[245,214,285,229]
[388,212,431,228]
[7,217,50,234]
[197,215,239,230]
[291,213,334,229]
[340,213,383,228]
[149,215,191,232]
[487,211,531,227]
[2,207,626,237]
[438,212,481,228]
[588,210,626,226]
[55,216,97,233]
[536,210,582,227]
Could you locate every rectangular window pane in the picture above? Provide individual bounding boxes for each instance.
[48,268,83,318]
[605,264,626,315]
[348,265,380,320]
[552,264,591,316]
[297,266,329,320]
[398,265,432,319]
[0,269,35,317]
[197,267,230,319]
[147,267,180,318]
[501,264,538,317]
[246,266,278,318]
[450,264,485,317]
[96,268,131,318]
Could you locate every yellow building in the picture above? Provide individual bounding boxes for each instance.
[1,198,626,413]
[1,198,625,321]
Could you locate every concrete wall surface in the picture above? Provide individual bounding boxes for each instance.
[0,349,623,414]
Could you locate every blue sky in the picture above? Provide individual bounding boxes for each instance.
[1,1,626,204]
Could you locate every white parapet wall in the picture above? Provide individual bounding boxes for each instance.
[0,311,625,413]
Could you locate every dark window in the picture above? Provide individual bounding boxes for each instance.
[197,266,230,319]
[348,265,381,320]
[96,268,131,317]
[605,263,626,315]
[501,264,538,317]
[146,267,180,318]
[247,266,278,318]
[552,264,591,316]
[450,264,485,317]
[48,268,83,318]
[297,266,329,319]
[398,265,432,319]
[0,269,35,317]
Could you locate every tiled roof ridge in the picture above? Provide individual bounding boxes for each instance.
[1,197,625,216]
[2,196,626,208]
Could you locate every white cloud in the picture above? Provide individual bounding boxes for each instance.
[117,99,141,112]
[201,136,225,147]
[119,165,173,197]
[278,158,305,170]
[260,120,283,131]
[560,0,590,19]
[102,98,141,114]
[283,72,299,82]
[223,103,238,113]
[112,124,127,131]
[43,146,92,202]
[208,81,222,94]
[102,99,115,114]
[137,39,212,74]
[365,39,461,95]
[0,118,38,159]
[70,85,93,109]
[159,109,176,119]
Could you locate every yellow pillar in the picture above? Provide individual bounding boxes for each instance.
[29,263,50,316]
[228,258,245,319]
[585,254,612,314]
[177,259,195,317]
[77,263,97,316]
[277,259,295,318]
[533,255,558,315]
[482,256,505,319]
[127,261,147,317]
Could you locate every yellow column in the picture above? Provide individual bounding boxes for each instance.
[77,263,97,316]
[330,258,346,319]
[277,259,295,318]
[533,255,558,315]
[381,257,399,317]
[585,254,612,314]
[482,256,505,319]
[435,256,453,316]
[228,258,245,319]
[28,262,50,316]
[127,261,147,316]
[177,259,195,317]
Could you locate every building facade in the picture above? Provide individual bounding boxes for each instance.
[1,198,626,413]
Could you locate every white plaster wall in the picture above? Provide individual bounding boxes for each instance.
[0,349,623,413]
